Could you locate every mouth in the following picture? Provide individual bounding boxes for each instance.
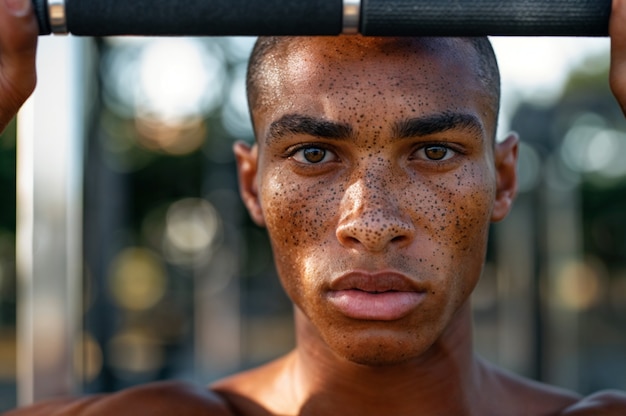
[326,272,427,321]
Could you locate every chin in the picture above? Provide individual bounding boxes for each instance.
[343,351,416,367]
[325,327,437,367]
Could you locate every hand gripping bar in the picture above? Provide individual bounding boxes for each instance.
[33,0,611,37]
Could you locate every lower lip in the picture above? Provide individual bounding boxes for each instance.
[327,290,425,321]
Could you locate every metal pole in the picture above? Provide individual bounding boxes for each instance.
[16,36,89,405]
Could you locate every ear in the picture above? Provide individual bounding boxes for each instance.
[491,133,519,223]
[234,141,265,227]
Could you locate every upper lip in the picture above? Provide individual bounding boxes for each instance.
[329,271,426,293]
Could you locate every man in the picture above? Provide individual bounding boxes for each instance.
[3,0,626,414]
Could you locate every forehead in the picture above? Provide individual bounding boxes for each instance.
[253,36,492,140]
[283,36,474,76]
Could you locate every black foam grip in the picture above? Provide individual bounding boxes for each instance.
[33,0,612,37]
[33,0,50,35]
[361,0,612,36]
[67,0,341,36]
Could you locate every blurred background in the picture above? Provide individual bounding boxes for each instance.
[0,35,625,411]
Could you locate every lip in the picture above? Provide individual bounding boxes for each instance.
[327,271,426,321]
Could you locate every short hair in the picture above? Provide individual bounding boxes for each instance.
[465,37,501,116]
[246,36,501,138]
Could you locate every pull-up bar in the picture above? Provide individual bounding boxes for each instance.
[33,0,611,37]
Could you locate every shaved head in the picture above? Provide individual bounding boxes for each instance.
[246,36,501,140]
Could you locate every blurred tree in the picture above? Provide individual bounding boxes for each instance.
[0,119,17,411]
[510,51,626,393]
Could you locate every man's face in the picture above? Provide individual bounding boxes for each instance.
[237,37,517,365]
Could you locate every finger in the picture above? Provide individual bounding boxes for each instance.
[610,0,626,116]
[0,0,39,132]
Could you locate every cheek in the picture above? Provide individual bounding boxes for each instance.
[261,172,341,246]
[259,169,343,296]
[403,164,495,295]
[412,164,495,248]
[451,164,497,246]
[449,167,496,294]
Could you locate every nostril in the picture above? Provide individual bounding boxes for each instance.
[391,235,407,244]
[337,220,415,252]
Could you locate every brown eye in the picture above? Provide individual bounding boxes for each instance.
[423,145,449,161]
[292,146,337,164]
[303,147,326,163]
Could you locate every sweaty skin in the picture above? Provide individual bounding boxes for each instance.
[3,0,626,415]
[244,37,506,369]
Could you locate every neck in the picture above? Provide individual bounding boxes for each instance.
[289,301,486,416]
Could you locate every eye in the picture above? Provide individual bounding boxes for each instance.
[415,144,455,161]
[292,146,337,164]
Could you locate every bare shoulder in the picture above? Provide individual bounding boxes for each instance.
[476,362,626,416]
[210,354,295,416]
[559,390,626,415]
[3,381,234,416]
[479,359,580,415]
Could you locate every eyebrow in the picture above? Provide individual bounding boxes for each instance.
[266,114,354,144]
[392,112,485,139]
[264,111,484,145]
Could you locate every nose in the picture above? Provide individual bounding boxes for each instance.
[336,176,415,252]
